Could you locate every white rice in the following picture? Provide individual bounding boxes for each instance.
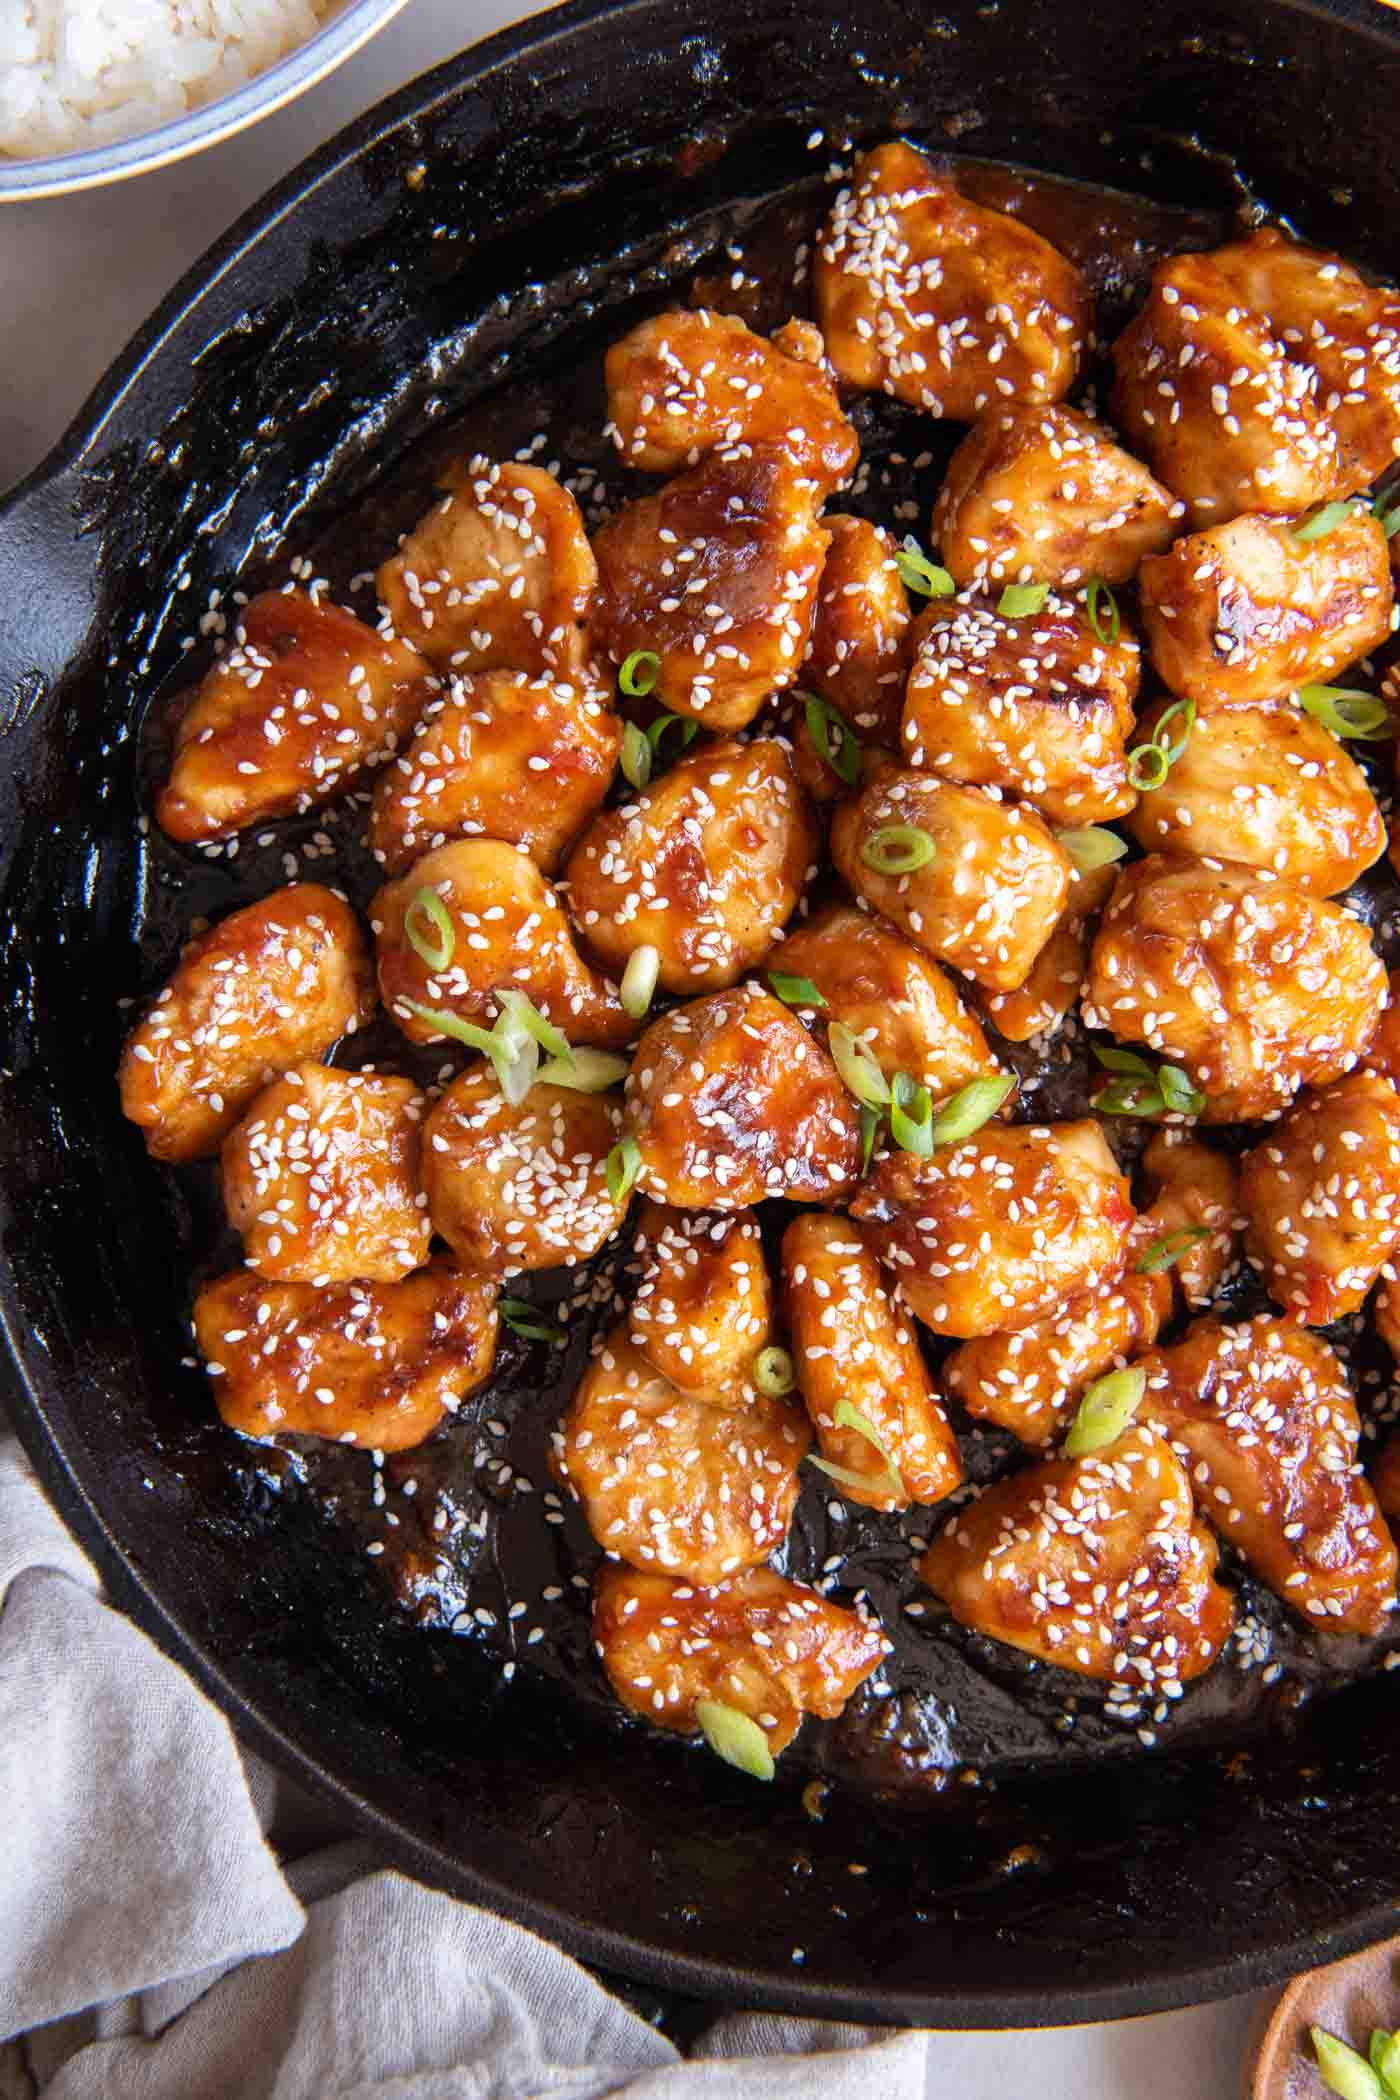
[0,0,342,161]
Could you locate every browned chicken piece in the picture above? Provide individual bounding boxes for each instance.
[157,590,437,845]
[802,513,911,742]
[553,1327,809,1583]
[371,839,631,1051]
[563,736,816,996]
[221,1063,430,1284]
[377,457,596,677]
[1111,231,1400,526]
[1139,1315,1398,1635]
[900,589,1141,824]
[1240,1072,1400,1324]
[919,1425,1235,1687]
[1372,1428,1400,1525]
[623,984,862,1210]
[977,860,1117,1044]
[592,444,829,730]
[628,1202,771,1399]
[815,141,1089,418]
[851,1119,1134,1339]
[1364,970,1400,1086]
[1138,509,1393,710]
[1138,1130,1245,1312]
[593,1564,888,1755]
[367,669,622,875]
[1084,854,1388,1124]
[421,1065,625,1277]
[194,1256,498,1452]
[604,307,858,497]
[830,767,1072,994]
[933,405,1181,590]
[772,901,997,1103]
[1124,699,1385,896]
[119,885,376,1163]
[783,1213,963,1510]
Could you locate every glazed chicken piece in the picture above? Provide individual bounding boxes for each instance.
[593,1564,888,1756]
[1364,969,1400,1086]
[1139,1316,1398,1635]
[376,457,596,678]
[221,1063,430,1284]
[194,1256,498,1452]
[372,839,631,1051]
[1123,699,1384,896]
[604,307,858,497]
[977,860,1116,1044]
[851,1119,1134,1339]
[771,901,998,1103]
[830,767,1072,993]
[421,1065,625,1276]
[623,984,862,1209]
[919,1425,1235,1688]
[553,1327,809,1583]
[592,444,829,730]
[1085,854,1388,1124]
[932,405,1180,590]
[1138,509,1393,710]
[119,885,376,1163]
[1240,1072,1400,1323]
[157,590,437,845]
[628,1202,772,1399]
[783,1213,963,1510]
[367,668,622,875]
[801,513,911,743]
[900,587,1141,824]
[1111,231,1400,525]
[815,141,1089,418]
[1138,1131,1244,1312]
[563,736,816,996]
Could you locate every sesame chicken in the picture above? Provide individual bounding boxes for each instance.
[222,1063,430,1284]
[1139,1316,1398,1635]
[563,736,817,996]
[1123,698,1385,896]
[604,307,858,496]
[628,1201,772,1399]
[421,1065,625,1276]
[623,984,862,1210]
[1137,1131,1244,1312]
[801,513,911,742]
[815,141,1089,417]
[376,457,596,678]
[976,859,1116,1044]
[592,1564,888,1755]
[1084,853,1388,1124]
[1240,1072,1400,1323]
[157,590,437,846]
[919,1425,1235,1686]
[372,838,631,1051]
[553,1326,809,1583]
[119,885,376,1163]
[830,766,1072,993]
[195,1255,498,1452]
[367,668,622,875]
[783,1212,963,1510]
[1138,509,1393,711]
[900,588,1141,824]
[933,405,1180,591]
[592,443,829,729]
[851,1119,1134,1339]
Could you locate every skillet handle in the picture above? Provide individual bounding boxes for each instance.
[0,467,102,742]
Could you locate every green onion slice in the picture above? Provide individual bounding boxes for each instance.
[694,1698,775,1781]
[997,582,1049,617]
[859,1103,882,1175]
[931,1072,1015,1146]
[1153,696,1197,766]
[768,971,826,1008]
[753,1345,796,1396]
[802,690,862,786]
[889,1070,934,1157]
[860,823,936,875]
[894,535,956,599]
[810,1397,904,1502]
[535,1049,631,1091]
[1056,825,1129,875]
[1085,577,1121,647]
[492,1033,539,1106]
[403,887,455,974]
[618,648,661,697]
[1093,1045,1155,1077]
[496,990,573,1068]
[620,944,660,1020]
[499,1297,566,1345]
[606,1135,643,1207]
[1158,1063,1205,1116]
[620,722,652,790]
[1312,2028,1386,2100]
[1293,500,1360,542]
[1375,494,1400,538]
[646,711,700,755]
[1370,2029,1400,2096]
[402,1000,499,1055]
[1093,1073,1164,1117]
[1299,683,1392,740]
[1126,741,1169,792]
[828,1022,890,1109]
[1136,1225,1210,1275]
[1064,1367,1147,1458]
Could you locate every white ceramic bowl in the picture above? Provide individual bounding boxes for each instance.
[0,0,414,202]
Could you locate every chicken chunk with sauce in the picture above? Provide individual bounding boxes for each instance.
[801,513,911,742]
[628,1202,771,1399]
[1138,1131,1245,1312]
[976,860,1116,1045]
[1240,1072,1400,1323]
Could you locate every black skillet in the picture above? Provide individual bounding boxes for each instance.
[6,0,1400,2029]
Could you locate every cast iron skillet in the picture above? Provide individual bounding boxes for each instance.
[5,0,1400,2029]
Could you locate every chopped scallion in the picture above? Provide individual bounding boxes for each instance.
[694,1698,775,1780]
[931,1072,1015,1146]
[1312,2028,1386,2100]
[1085,576,1121,647]
[618,648,661,697]
[1056,824,1129,875]
[828,1023,890,1110]
[1370,2029,1400,2096]
[768,971,826,1009]
[620,722,652,790]
[1091,1044,1204,1121]
[620,944,660,1019]
[1136,1225,1210,1275]
[810,1397,903,1502]
[535,1049,630,1091]
[860,823,935,875]
[1126,741,1169,791]
[606,1135,642,1206]
[894,535,956,599]
[500,1297,566,1345]
[495,989,573,1068]
[403,887,455,974]
[646,711,700,756]
[889,1070,934,1156]
[1153,696,1196,765]
[802,690,862,786]
[1064,1367,1147,1458]
[997,582,1049,617]
[753,1345,796,1396]
[402,1000,499,1055]
[859,1103,882,1175]
[1375,495,1400,539]
[1299,683,1391,740]
[1293,500,1360,542]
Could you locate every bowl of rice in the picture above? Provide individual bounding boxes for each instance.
[0,0,414,200]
